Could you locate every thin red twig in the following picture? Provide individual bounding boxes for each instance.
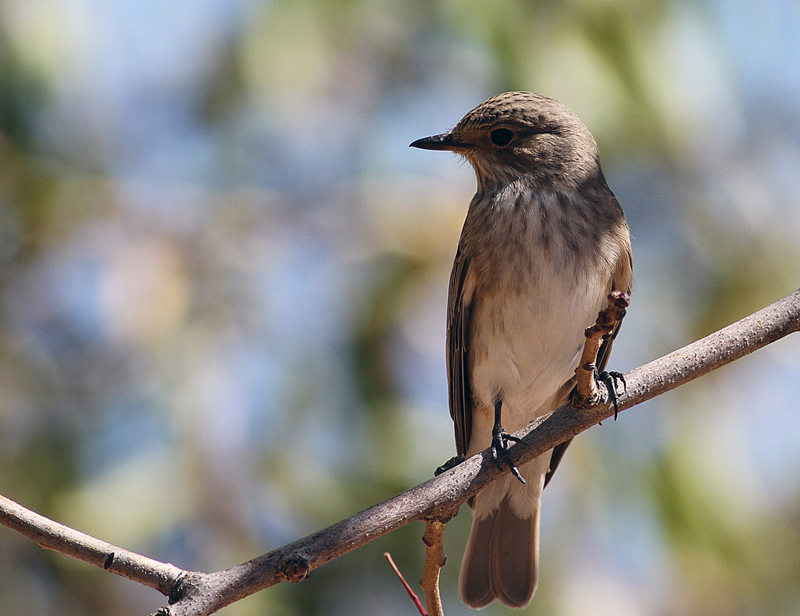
[384,552,427,616]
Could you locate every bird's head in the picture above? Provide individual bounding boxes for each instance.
[411,92,601,190]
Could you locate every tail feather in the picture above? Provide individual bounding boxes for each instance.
[459,461,545,609]
[490,497,539,607]
[459,512,497,608]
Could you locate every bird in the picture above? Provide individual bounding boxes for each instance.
[410,92,632,609]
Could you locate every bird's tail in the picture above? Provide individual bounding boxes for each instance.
[458,458,546,609]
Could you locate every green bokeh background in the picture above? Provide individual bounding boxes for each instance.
[1,0,800,614]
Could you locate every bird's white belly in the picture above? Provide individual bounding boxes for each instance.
[466,270,607,456]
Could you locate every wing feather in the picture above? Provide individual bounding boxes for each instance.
[447,245,474,456]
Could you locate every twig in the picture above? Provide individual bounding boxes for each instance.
[420,520,447,616]
[575,290,630,405]
[0,288,797,616]
[385,553,427,616]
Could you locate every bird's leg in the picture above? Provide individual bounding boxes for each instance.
[491,400,526,484]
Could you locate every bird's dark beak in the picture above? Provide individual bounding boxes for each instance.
[409,131,470,151]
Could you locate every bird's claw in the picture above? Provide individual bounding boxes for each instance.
[434,454,466,476]
[596,369,626,419]
[491,429,526,484]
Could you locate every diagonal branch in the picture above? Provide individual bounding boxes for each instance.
[0,493,190,598]
[1,288,799,616]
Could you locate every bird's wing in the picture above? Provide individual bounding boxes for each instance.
[544,236,633,488]
[447,244,474,456]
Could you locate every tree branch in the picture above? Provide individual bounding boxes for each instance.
[1,288,798,616]
[420,520,446,616]
[0,493,189,598]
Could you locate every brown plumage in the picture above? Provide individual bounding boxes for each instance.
[412,92,632,608]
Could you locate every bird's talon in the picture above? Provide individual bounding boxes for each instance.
[490,429,527,484]
[434,454,466,476]
[596,369,626,419]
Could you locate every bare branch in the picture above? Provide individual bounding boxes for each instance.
[0,493,191,598]
[575,290,630,405]
[0,288,798,616]
[420,520,446,616]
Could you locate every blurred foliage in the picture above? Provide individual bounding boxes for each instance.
[0,0,800,615]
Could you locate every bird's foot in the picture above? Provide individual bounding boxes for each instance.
[434,455,466,476]
[491,427,526,484]
[595,369,627,419]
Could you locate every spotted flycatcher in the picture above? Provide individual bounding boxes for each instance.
[411,92,632,609]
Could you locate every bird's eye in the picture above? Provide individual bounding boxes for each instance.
[490,128,514,147]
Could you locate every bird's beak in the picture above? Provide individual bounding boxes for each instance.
[409,131,470,151]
